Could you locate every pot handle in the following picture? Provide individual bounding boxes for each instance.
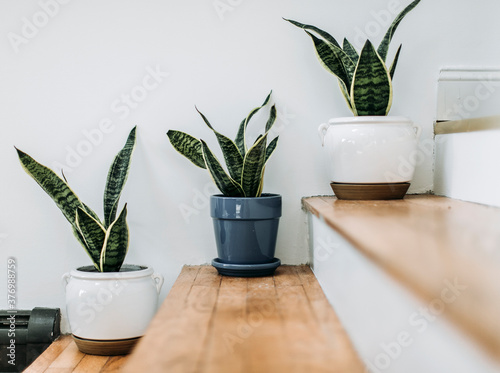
[61,272,70,292]
[152,273,164,294]
[318,123,329,147]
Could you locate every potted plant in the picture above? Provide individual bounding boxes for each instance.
[285,0,421,200]
[15,127,163,355]
[167,92,281,277]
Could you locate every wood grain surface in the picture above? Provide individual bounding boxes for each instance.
[122,265,364,373]
[24,335,129,372]
[303,195,500,360]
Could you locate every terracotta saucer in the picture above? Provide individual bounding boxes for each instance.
[72,335,140,355]
[330,182,411,200]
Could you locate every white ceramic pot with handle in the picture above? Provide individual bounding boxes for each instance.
[318,116,420,199]
[62,264,163,355]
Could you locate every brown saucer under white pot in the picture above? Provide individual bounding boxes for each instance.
[330,182,411,200]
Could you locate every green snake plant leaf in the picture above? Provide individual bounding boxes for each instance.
[71,225,92,260]
[342,38,359,64]
[16,148,84,225]
[75,207,106,269]
[196,107,243,181]
[305,31,355,91]
[339,80,354,111]
[351,40,393,116]
[103,127,136,228]
[250,137,279,197]
[100,204,128,272]
[264,105,277,133]
[82,203,101,223]
[389,44,402,80]
[61,169,69,183]
[241,134,269,197]
[284,18,341,49]
[169,93,278,197]
[241,107,279,195]
[265,136,279,163]
[253,134,263,146]
[200,140,245,197]
[255,138,279,196]
[241,105,278,198]
[167,130,206,169]
[377,0,420,62]
[235,91,272,156]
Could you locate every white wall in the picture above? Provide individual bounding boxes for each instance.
[435,128,500,207]
[1,0,499,330]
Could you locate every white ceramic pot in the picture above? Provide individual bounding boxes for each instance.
[62,264,163,341]
[318,116,420,184]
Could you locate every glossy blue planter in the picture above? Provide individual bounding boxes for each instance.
[210,194,281,276]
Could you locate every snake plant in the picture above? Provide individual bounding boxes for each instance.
[285,0,420,116]
[167,92,278,197]
[16,127,136,272]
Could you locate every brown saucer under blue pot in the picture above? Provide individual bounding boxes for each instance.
[212,258,281,277]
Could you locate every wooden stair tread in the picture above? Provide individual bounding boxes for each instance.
[122,265,364,373]
[302,195,500,360]
[24,335,129,373]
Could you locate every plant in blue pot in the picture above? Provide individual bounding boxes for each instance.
[167,92,281,277]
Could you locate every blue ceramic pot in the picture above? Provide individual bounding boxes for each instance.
[210,194,281,264]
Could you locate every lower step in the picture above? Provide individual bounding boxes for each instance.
[122,265,365,372]
[304,196,500,372]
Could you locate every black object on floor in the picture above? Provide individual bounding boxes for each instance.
[0,308,60,372]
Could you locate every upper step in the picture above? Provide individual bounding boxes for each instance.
[303,195,500,362]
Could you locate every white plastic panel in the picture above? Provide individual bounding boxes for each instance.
[437,68,500,121]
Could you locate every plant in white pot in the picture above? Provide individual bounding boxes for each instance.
[285,0,421,200]
[16,127,163,355]
[167,92,281,277]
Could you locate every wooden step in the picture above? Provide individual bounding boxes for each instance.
[122,265,365,373]
[24,335,129,372]
[303,195,500,363]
